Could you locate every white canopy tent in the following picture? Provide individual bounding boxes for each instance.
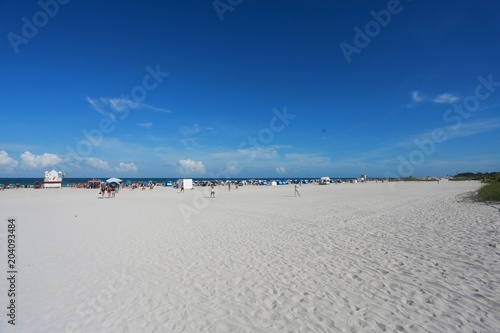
[106,177,123,184]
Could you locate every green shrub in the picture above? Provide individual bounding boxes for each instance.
[477,182,500,202]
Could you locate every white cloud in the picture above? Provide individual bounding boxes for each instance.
[433,93,459,104]
[0,151,19,170]
[20,151,64,168]
[411,91,423,103]
[138,122,153,128]
[115,162,138,172]
[83,157,111,170]
[177,159,206,175]
[276,166,286,174]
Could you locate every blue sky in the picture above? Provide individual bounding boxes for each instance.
[1,0,499,178]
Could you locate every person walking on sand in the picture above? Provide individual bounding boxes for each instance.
[210,184,215,198]
[294,184,300,197]
[100,182,106,199]
[180,183,184,193]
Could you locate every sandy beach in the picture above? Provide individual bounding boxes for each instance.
[0,180,499,332]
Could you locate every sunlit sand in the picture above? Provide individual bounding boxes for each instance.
[1,180,499,332]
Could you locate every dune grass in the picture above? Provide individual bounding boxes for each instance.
[476,182,500,202]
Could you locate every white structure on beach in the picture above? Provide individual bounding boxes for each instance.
[44,170,64,188]
[178,178,193,189]
[320,176,330,185]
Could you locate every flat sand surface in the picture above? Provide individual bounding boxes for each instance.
[1,180,499,332]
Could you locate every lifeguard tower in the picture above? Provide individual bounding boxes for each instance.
[44,170,64,188]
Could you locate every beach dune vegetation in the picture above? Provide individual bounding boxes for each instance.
[477,181,500,202]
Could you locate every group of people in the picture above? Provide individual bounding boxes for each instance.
[100,182,117,198]
[226,182,239,191]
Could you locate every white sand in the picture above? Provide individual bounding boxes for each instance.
[1,180,499,332]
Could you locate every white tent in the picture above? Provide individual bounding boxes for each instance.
[178,179,193,189]
[106,177,123,184]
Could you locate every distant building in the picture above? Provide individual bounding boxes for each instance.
[44,170,64,188]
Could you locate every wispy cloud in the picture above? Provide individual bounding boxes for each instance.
[86,96,107,116]
[211,147,279,161]
[205,127,217,135]
[237,147,278,160]
[276,166,286,174]
[403,154,500,174]
[443,117,500,139]
[138,122,153,128]
[86,96,170,121]
[180,124,200,136]
[369,117,500,161]
[404,90,425,108]
[178,137,200,147]
[405,91,460,107]
[433,93,459,104]
[284,153,331,165]
[411,90,423,103]
[388,117,500,151]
